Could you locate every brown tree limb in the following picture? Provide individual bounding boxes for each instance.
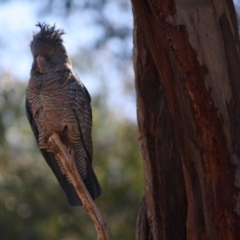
[132,0,240,239]
[135,197,152,240]
[48,132,109,240]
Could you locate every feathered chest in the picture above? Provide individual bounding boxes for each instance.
[27,73,70,117]
[26,72,75,143]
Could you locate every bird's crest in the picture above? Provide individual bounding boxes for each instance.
[33,23,65,43]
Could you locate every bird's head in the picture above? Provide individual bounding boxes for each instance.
[30,23,71,74]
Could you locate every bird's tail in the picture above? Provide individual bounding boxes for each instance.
[40,147,101,206]
[65,159,102,206]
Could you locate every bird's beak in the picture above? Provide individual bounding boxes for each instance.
[36,55,44,65]
[36,55,45,73]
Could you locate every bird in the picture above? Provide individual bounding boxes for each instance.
[25,23,102,206]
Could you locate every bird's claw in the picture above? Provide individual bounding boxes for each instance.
[66,148,75,169]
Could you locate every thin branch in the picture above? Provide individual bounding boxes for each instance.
[48,132,109,240]
[136,197,151,240]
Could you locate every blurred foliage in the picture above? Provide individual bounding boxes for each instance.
[0,0,144,239]
[0,75,143,240]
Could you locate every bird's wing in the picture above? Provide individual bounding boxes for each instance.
[25,97,82,205]
[68,75,102,200]
[69,75,93,161]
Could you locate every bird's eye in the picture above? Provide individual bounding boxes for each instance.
[48,54,54,60]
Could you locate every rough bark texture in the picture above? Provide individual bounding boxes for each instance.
[132,0,240,239]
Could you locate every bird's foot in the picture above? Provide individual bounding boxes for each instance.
[67,148,75,169]
[48,133,80,186]
[48,135,58,153]
[48,133,68,158]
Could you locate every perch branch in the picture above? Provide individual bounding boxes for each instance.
[48,132,109,240]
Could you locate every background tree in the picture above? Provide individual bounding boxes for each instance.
[132,0,240,239]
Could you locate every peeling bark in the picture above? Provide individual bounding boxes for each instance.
[132,0,240,239]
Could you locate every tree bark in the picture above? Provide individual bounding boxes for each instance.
[132,0,240,239]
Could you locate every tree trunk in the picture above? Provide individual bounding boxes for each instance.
[132,0,240,239]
